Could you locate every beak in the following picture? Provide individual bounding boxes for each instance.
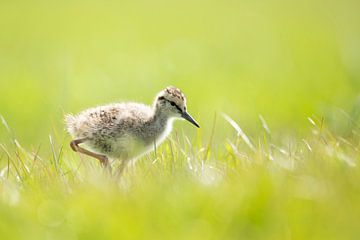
[181,112,200,128]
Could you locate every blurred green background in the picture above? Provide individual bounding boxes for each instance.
[0,0,360,142]
[1,1,360,239]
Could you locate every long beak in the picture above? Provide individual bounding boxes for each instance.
[181,112,200,128]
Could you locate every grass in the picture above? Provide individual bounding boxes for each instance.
[0,113,359,240]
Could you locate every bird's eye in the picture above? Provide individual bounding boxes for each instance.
[170,102,175,106]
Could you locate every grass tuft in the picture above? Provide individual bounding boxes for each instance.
[0,114,360,239]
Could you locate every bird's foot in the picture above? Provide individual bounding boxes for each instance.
[99,156,112,173]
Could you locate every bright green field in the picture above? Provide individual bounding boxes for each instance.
[1,0,360,239]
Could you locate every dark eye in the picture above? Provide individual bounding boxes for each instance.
[170,102,175,106]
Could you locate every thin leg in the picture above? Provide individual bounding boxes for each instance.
[70,139,111,170]
[115,160,128,178]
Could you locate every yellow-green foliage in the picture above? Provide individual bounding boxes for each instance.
[0,115,360,239]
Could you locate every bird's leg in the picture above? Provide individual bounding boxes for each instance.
[114,156,130,179]
[70,139,111,170]
[117,160,128,177]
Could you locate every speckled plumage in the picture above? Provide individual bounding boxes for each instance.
[65,86,199,172]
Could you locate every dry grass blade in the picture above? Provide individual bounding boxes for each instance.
[308,117,317,127]
[302,139,312,152]
[204,112,217,160]
[49,135,60,173]
[222,113,255,152]
[0,143,23,182]
[259,114,271,135]
[0,115,11,134]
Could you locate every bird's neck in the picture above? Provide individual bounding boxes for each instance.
[151,109,170,130]
[142,108,173,142]
[132,109,172,148]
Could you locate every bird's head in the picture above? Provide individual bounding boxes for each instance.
[154,86,200,128]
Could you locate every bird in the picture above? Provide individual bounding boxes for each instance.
[65,86,200,174]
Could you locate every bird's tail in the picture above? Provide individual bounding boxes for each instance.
[64,114,77,137]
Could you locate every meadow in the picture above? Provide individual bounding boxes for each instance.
[1,0,360,239]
